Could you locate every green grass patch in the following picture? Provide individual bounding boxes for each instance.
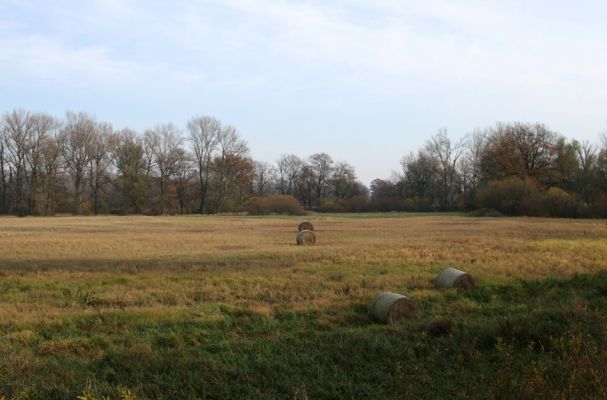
[1,272,606,399]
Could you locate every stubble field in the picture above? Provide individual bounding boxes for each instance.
[0,214,606,399]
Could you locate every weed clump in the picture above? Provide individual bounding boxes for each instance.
[419,318,454,337]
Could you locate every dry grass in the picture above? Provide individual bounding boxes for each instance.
[0,215,606,322]
[1,214,606,399]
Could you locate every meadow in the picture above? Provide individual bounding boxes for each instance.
[0,214,606,399]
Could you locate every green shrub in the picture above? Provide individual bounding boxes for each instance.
[247,195,306,215]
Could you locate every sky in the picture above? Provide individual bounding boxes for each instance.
[1,0,606,185]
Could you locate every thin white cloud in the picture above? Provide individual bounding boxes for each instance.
[165,0,607,94]
[2,0,606,94]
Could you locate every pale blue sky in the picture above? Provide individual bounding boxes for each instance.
[1,0,606,185]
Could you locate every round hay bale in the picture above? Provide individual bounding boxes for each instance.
[435,267,476,289]
[298,221,314,231]
[296,230,316,246]
[368,292,419,324]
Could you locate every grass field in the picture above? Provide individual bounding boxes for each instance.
[0,214,606,399]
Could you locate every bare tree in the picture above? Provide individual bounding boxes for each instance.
[574,140,598,203]
[459,128,486,206]
[59,112,96,214]
[172,148,193,214]
[309,152,334,205]
[2,110,35,216]
[87,122,112,214]
[252,160,275,196]
[214,125,249,212]
[295,162,315,209]
[187,116,220,213]
[401,150,439,206]
[42,132,62,215]
[577,140,598,173]
[551,137,581,191]
[331,161,356,199]
[26,113,56,214]
[425,128,464,210]
[142,132,154,177]
[144,123,183,214]
[578,140,597,172]
[0,131,7,214]
[232,156,255,210]
[276,154,302,196]
[109,129,147,213]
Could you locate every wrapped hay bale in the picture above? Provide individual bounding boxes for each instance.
[435,267,476,289]
[296,230,316,246]
[298,221,314,231]
[368,292,419,324]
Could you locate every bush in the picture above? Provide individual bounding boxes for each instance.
[247,195,306,215]
[319,196,370,213]
[345,195,372,212]
[542,187,580,218]
[589,193,607,218]
[370,197,406,212]
[475,177,543,216]
[475,178,584,218]
[403,196,433,212]
[319,197,339,212]
[469,208,504,217]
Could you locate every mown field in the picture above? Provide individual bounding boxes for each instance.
[0,214,606,399]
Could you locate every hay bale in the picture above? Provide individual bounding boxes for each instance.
[368,292,419,324]
[435,267,476,289]
[296,230,316,246]
[298,221,314,231]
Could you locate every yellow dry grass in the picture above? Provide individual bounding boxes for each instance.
[0,214,606,326]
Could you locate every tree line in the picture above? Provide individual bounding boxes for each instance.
[0,109,361,216]
[371,123,607,217]
[1,109,606,217]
